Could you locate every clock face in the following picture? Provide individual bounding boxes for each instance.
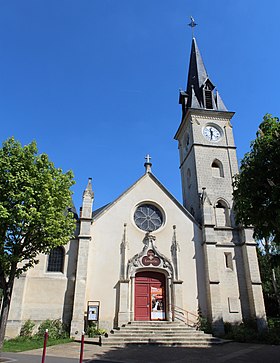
[203,125,221,141]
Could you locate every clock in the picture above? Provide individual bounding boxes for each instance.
[203,125,221,142]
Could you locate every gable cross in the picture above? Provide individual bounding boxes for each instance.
[145,154,152,164]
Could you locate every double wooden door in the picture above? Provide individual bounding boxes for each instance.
[134,271,166,321]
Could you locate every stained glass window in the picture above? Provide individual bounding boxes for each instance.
[134,204,163,232]
[47,246,64,272]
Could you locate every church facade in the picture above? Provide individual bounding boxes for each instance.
[6,36,266,338]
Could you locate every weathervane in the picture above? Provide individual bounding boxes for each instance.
[188,16,197,37]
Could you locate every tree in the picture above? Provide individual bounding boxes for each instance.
[0,138,76,349]
[233,114,280,315]
[233,114,280,246]
[257,241,280,316]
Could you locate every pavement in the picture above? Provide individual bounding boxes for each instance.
[0,341,280,363]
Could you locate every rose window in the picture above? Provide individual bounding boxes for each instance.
[134,204,163,232]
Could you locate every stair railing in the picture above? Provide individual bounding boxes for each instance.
[169,304,198,328]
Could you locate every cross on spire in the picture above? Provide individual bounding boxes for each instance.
[188,16,197,37]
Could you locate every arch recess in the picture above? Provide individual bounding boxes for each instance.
[214,199,230,227]
[211,159,224,178]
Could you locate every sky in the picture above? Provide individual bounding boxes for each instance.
[0,1,279,211]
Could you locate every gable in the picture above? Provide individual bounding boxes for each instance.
[92,172,198,226]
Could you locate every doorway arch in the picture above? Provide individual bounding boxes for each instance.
[134,271,166,321]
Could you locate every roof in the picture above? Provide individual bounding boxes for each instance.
[180,37,229,113]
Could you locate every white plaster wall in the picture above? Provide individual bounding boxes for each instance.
[85,173,203,330]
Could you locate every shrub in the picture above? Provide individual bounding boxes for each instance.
[20,320,35,337]
[223,319,280,345]
[86,322,106,338]
[36,319,68,339]
[19,319,35,338]
[197,309,212,334]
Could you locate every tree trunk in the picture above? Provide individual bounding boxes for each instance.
[0,268,16,351]
[0,290,12,350]
[272,268,280,315]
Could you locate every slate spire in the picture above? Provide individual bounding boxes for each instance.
[179,37,228,116]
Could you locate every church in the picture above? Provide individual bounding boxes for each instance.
[6,33,267,338]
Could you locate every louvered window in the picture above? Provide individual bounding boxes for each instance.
[205,90,213,109]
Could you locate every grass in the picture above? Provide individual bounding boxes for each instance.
[2,336,73,352]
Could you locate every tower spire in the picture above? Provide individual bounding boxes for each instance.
[179,27,228,116]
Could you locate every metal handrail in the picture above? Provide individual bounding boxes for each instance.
[169,304,198,327]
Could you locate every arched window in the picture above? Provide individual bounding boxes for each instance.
[47,246,65,273]
[211,159,224,178]
[215,200,230,227]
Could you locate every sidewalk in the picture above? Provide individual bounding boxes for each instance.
[1,341,280,362]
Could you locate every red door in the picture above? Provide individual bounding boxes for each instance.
[135,271,165,321]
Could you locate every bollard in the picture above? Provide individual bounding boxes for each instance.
[79,331,85,363]
[41,329,49,363]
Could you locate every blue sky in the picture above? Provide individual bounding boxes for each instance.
[0,1,279,210]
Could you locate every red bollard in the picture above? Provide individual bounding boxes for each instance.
[41,329,49,363]
[79,331,85,363]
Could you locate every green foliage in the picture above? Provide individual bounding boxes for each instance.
[36,319,68,339]
[0,137,76,348]
[257,245,280,316]
[3,318,72,352]
[267,317,280,330]
[19,319,35,337]
[196,309,212,334]
[0,137,76,278]
[223,320,280,345]
[224,321,258,342]
[233,114,280,247]
[86,322,107,338]
[2,336,73,352]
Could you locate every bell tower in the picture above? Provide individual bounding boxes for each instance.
[175,26,267,334]
[174,36,238,224]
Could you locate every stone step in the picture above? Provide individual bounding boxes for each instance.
[110,328,208,334]
[105,336,219,342]
[109,334,212,340]
[83,321,225,347]
[127,321,186,326]
[101,339,223,347]
[119,324,195,330]
[110,329,204,336]
[116,328,195,332]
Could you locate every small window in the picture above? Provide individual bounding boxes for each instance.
[47,246,65,272]
[211,159,224,178]
[225,252,233,270]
